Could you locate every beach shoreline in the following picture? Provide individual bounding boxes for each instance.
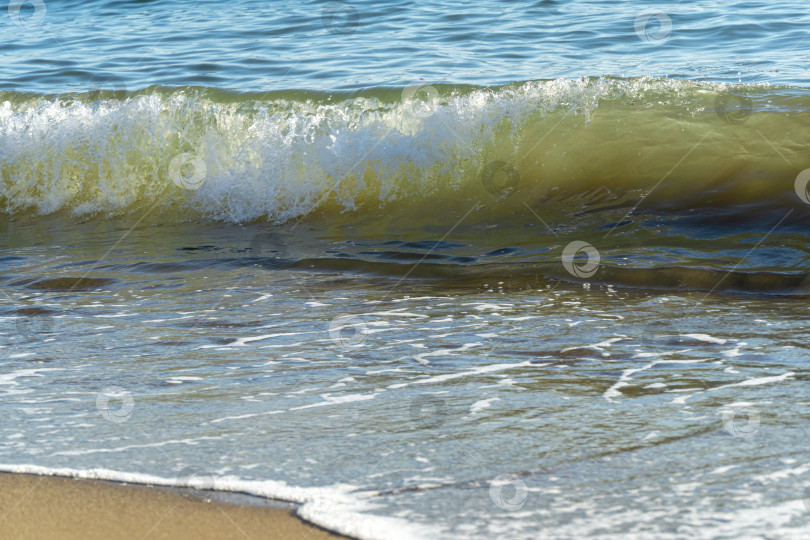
[0,472,346,540]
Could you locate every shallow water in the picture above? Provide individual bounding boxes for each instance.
[2,217,810,538]
[2,1,810,538]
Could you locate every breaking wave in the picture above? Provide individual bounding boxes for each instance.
[2,77,810,225]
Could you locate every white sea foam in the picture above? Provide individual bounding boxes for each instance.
[0,367,61,386]
[388,360,539,390]
[603,359,706,402]
[0,77,760,223]
[0,464,435,540]
[48,435,225,457]
[469,398,499,414]
[681,333,727,344]
[290,392,379,410]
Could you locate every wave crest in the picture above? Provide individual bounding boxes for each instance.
[1,77,809,223]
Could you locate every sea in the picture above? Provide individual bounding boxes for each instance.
[2,1,810,538]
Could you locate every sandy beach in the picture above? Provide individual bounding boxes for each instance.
[0,473,344,539]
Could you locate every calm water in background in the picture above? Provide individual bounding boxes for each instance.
[2,1,810,538]
[4,0,810,91]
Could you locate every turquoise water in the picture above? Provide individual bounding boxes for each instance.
[3,1,810,539]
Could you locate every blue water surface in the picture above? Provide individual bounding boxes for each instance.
[2,0,809,93]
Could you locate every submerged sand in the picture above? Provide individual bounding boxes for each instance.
[0,472,344,540]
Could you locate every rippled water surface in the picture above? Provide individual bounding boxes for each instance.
[4,0,810,91]
[2,1,810,539]
[2,218,810,538]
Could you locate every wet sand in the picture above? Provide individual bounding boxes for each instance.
[0,472,344,540]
